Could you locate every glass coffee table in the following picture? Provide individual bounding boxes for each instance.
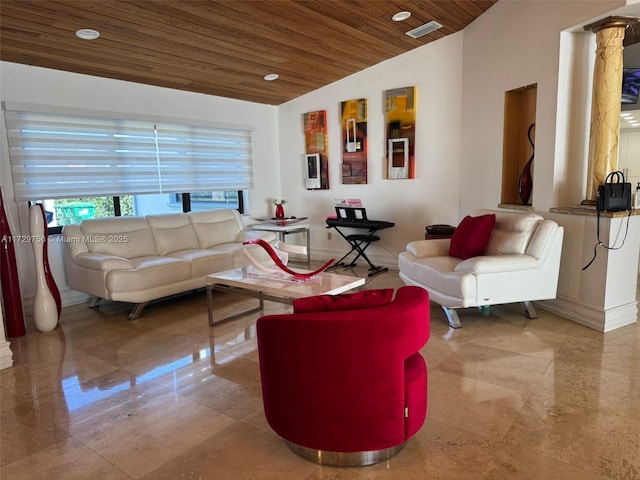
[206,266,365,326]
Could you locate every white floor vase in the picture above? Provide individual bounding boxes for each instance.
[29,204,61,332]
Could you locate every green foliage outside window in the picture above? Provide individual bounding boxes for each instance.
[54,196,133,218]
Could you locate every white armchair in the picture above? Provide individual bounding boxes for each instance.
[398,209,564,328]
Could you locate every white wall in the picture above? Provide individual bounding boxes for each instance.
[275,0,629,269]
[460,0,624,213]
[619,129,640,187]
[0,62,279,328]
[460,0,639,331]
[277,33,464,266]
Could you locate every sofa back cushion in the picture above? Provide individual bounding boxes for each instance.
[189,209,244,248]
[449,213,496,259]
[480,210,542,255]
[146,213,200,255]
[525,219,558,259]
[80,217,157,258]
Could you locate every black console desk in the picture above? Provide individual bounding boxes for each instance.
[325,217,395,277]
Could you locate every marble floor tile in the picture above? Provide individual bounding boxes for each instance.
[436,342,552,397]
[139,421,317,480]
[0,437,131,480]
[553,323,640,378]
[503,396,640,479]
[0,395,70,467]
[528,360,640,422]
[0,347,120,402]
[480,445,612,479]
[0,267,638,480]
[76,391,236,478]
[0,386,20,412]
[426,369,527,440]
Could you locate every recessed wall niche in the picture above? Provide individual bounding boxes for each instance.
[501,84,537,206]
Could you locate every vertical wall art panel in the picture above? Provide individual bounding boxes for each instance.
[340,98,368,184]
[303,110,329,190]
[385,86,417,179]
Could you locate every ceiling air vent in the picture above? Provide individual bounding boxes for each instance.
[405,21,443,39]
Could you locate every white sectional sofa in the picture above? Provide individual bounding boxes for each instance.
[62,209,276,319]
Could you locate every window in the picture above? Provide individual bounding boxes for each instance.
[3,103,253,228]
[180,191,240,210]
[39,191,243,230]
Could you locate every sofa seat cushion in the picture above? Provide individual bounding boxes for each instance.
[454,254,538,274]
[210,242,272,267]
[166,249,234,277]
[398,253,476,301]
[73,252,134,271]
[106,256,192,293]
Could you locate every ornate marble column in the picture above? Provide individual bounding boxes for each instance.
[583,16,637,203]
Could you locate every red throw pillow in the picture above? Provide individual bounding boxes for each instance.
[448,214,496,259]
[293,288,394,313]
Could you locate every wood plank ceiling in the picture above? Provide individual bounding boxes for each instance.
[0,0,497,105]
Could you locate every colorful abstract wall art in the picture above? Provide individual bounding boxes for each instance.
[384,86,416,179]
[340,98,368,184]
[303,110,329,190]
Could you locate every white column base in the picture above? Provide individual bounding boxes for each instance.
[539,296,637,333]
[0,339,13,370]
[548,210,640,333]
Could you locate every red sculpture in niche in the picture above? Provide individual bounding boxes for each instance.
[0,187,26,337]
[518,123,535,205]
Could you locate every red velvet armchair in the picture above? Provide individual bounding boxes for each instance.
[256,286,430,466]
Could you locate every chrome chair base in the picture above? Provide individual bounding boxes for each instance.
[283,440,405,467]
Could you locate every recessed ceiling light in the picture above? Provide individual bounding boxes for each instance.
[76,29,100,40]
[264,73,279,81]
[392,11,411,22]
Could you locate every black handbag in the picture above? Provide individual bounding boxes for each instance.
[597,171,631,212]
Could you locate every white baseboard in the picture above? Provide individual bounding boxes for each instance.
[20,287,90,331]
[61,288,91,307]
[311,247,399,271]
[22,287,90,315]
[539,296,638,332]
[0,340,14,370]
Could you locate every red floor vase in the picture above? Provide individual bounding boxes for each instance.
[0,187,26,337]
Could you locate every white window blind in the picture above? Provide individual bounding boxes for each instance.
[3,106,254,201]
[155,123,254,193]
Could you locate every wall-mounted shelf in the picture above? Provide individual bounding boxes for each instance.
[497,203,534,212]
[501,84,537,206]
